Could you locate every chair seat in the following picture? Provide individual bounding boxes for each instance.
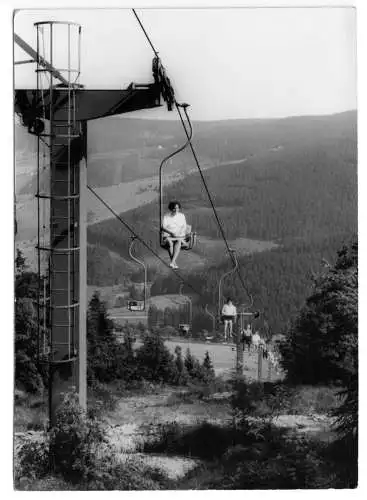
[160,230,196,250]
[127,300,145,311]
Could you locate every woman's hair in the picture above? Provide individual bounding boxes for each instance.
[168,201,181,211]
[226,297,232,303]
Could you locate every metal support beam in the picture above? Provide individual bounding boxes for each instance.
[14,33,69,86]
[236,328,243,376]
[15,59,35,65]
[257,347,263,381]
[78,149,87,410]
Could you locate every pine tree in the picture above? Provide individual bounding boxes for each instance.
[202,351,215,382]
[135,332,175,383]
[173,345,188,385]
[15,249,27,274]
[87,292,114,343]
[148,305,158,330]
[87,292,117,384]
[184,348,195,375]
[14,252,45,393]
[174,345,184,373]
[280,237,357,386]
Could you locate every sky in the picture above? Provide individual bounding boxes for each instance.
[13,6,357,120]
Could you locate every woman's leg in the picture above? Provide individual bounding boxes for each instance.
[165,237,174,259]
[171,240,182,266]
[223,320,228,340]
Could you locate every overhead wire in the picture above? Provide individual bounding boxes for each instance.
[176,105,254,307]
[131,8,254,308]
[132,9,159,58]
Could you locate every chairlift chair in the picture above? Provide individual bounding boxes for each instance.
[160,227,197,251]
[179,323,190,335]
[159,103,196,251]
[127,237,148,312]
[127,300,145,312]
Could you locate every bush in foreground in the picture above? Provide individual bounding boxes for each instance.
[15,391,170,490]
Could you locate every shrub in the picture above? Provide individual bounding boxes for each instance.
[220,435,332,489]
[135,332,176,383]
[49,391,107,484]
[17,438,50,481]
[16,391,171,490]
[184,348,215,384]
[15,350,44,394]
[202,351,216,383]
[143,421,237,460]
[232,380,339,426]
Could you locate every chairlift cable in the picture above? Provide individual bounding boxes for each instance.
[175,99,253,307]
[132,9,159,58]
[132,9,254,307]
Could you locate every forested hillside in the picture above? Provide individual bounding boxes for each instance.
[15,109,357,332]
[150,233,351,332]
[86,110,358,188]
[17,109,356,193]
[87,111,357,332]
[88,116,356,249]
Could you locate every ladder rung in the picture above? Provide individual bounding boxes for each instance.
[36,194,79,200]
[52,344,77,350]
[49,357,78,365]
[52,288,75,292]
[54,134,80,138]
[52,303,79,310]
[37,245,80,253]
[51,237,78,245]
[50,270,78,274]
[53,324,76,328]
[50,215,73,220]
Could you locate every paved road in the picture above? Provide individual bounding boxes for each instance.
[128,337,271,379]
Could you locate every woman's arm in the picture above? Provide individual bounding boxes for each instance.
[162,216,175,237]
[176,214,187,237]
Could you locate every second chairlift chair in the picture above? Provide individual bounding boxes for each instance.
[127,236,148,312]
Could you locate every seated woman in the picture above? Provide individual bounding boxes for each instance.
[161,200,188,268]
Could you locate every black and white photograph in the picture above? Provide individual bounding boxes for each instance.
[11,2,358,491]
